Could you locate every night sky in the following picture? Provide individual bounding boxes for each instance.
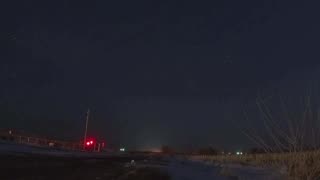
[2,0,320,150]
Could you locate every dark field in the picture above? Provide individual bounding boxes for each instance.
[0,154,170,180]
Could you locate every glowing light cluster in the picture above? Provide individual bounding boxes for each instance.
[86,140,94,146]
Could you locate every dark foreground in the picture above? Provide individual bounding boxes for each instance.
[0,154,170,180]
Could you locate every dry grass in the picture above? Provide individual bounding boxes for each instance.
[191,151,320,180]
[224,93,320,179]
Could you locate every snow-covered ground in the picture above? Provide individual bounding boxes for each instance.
[0,142,284,180]
[167,159,284,180]
[168,160,229,180]
[135,157,284,180]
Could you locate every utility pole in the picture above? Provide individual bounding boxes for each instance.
[83,108,90,149]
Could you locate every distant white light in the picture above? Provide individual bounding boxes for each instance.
[236,151,243,155]
[120,148,125,152]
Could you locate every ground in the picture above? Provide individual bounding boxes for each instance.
[0,142,284,180]
[0,154,170,180]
